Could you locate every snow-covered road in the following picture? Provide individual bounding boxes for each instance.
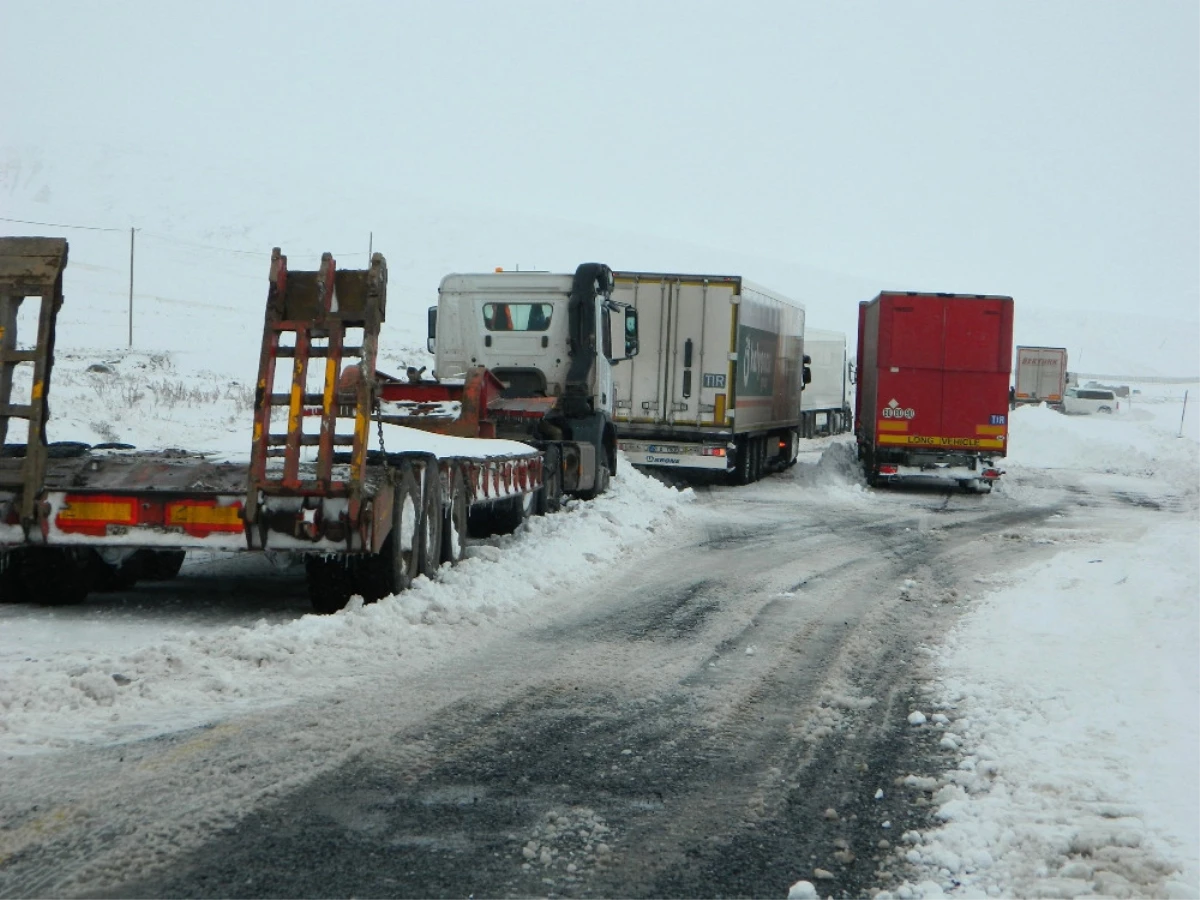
[3,391,1196,899]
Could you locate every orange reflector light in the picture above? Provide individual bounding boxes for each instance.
[166,500,244,535]
[56,495,137,535]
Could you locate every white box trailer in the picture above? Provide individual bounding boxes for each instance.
[799,327,852,436]
[610,271,807,484]
[1013,345,1068,409]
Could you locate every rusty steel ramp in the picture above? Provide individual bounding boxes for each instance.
[0,237,68,536]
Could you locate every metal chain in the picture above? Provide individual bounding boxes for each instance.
[373,387,387,459]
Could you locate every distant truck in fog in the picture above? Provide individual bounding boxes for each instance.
[1013,346,1067,410]
[799,328,851,437]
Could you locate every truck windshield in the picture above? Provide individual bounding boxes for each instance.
[482,302,553,332]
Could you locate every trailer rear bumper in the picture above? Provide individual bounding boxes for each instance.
[617,439,733,471]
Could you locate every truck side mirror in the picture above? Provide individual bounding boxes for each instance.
[603,303,639,363]
[624,306,639,358]
[427,306,437,355]
[802,353,812,386]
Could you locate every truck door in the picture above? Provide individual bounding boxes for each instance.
[610,276,663,426]
[667,279,739,427]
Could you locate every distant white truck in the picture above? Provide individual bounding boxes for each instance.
[799,328,851,437]
[1013,346,1068,410]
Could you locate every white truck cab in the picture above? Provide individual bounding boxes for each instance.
[428,264,639,495]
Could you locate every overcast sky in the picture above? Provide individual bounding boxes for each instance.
[3,1,1197,344]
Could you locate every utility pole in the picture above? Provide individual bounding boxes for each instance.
[368,231,373,260]
[128,227,135,348]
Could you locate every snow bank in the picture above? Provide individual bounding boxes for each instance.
[0,459,694,755]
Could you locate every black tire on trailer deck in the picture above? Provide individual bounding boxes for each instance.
[536,445,563,515]
[18,547,93,606]
[418,461,443,580]
[305,554,357,615]
[441,465,469,565]
[356,461,422,602]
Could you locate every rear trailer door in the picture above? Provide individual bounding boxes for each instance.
[874,293,1012,455]
[1015,347,1066,403]
[611,274,739,430]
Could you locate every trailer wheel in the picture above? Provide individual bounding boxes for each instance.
[357,462,422,601]
[17,547,92,605]
[305,554,357,614]
[441,466,469,565]
[785,429,800,467]
[419,462,443,579]
[536,445,563,515]
[138,549,187,581]
[1,553,29,603]
[580,464,610,501]
[863,448,881,488]
[732,436,753,486]
[88,550,142,592]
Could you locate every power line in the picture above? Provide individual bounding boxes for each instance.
[0,215,124,233]
[3,216,368,259]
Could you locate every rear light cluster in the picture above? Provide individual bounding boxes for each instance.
[982,469,1002,480]
[698,447,727,458]
[878,464,899,475]
[55,494,244,538]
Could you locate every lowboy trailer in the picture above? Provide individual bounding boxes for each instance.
[0,237,550,613]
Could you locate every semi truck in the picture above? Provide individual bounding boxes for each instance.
[799,327,852,437]
[1012,345,1067,410]
[421,264,639,502]
[0,238,630,613]
[607,271,810,484]
[854,290,1014,491]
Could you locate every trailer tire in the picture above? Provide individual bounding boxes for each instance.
[1,553,29,603]
[81,549,138,592]
[138,549,187,581]
[306,554,357,614]
[731,436,753,486]
[441,466,469,565]
[536,445,563,515]
[419,463,443,580]
[785,429,800,467]
[581,464,610,501]
[357,462,422,601]
[18,547,92,605]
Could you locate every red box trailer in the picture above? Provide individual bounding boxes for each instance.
[855,291,1014,491]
